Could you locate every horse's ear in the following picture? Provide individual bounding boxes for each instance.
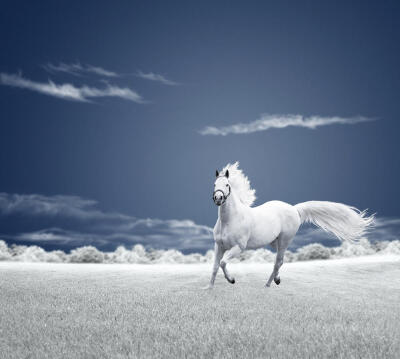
[216,170,219,177]
[225,170,229,178]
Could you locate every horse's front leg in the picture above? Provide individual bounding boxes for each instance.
[220,245,242,284]
[203,243,224,289]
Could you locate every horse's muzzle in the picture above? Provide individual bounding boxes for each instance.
[213,190,225,206]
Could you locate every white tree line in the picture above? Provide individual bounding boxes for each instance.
[0,239,399,264]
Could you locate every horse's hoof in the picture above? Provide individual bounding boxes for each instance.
[202,285,214,290]
[229,278,235,284]
[274,277,281,285]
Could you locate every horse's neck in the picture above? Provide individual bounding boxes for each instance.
[218,191,244,223]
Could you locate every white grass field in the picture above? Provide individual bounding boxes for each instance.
[1,256,399,359]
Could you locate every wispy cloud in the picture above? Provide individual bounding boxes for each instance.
[199,114,375,136]
[43,63,180,86]
[0,72,145,103]
[0,193,213,251]
[136,70,179,86]
[43,62,119,77]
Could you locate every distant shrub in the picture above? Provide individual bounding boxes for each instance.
[331,238,375,258]
[379,240,400,255]
[154,249,186,263]
[237,249,275,263]
[374,241,390,252]
[10,244,29,257]
[0,237,399,264]
[5,244,65,262]
[236,250,253,262]
[106,245,149,264]
[49,250,68,262]
[367,239,400,255]
[284,251,296,263]
[296,243,331,261]
[0,240,11,261]
[145,249,163,262]
[204,250,214,263]
[132,244,147,258]
[16,245,46,262]
[181,253,208,264]
[69,246,104,263]
[18,246,64,263]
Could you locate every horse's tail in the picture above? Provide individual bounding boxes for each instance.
[294,201,375,243]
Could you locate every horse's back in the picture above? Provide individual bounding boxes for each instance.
[247,201,301,248]
[259,200,301,232]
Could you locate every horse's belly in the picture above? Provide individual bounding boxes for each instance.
[247,230,278,249]
[246,209,281,249]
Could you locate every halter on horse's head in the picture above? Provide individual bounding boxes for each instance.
[213,170,231,206]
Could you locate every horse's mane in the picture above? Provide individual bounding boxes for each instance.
[221,162,256,207]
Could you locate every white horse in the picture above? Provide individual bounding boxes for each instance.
[205,162,374,289]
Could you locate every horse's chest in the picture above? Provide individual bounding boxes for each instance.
[215,220,248,249]
[218,228,235,249]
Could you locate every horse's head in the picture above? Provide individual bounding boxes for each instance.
[213,170,231,206]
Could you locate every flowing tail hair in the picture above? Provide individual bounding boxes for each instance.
[295,201,375,243]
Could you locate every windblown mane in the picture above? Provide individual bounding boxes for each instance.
[221,162,256,207]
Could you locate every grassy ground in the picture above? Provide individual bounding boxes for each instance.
[0,256,399,359]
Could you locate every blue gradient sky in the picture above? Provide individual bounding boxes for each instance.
[1,1,399,252]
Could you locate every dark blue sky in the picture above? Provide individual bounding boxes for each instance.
[0,1,399,252]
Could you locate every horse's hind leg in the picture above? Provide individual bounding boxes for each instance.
[269,238,278,251]
[268,239,281,284]
[266,234,291,287]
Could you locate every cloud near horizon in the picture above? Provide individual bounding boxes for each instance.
[0,193,213,252]
[0,192,398,253]
[199,114,375,135]
[0,72,145,103]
